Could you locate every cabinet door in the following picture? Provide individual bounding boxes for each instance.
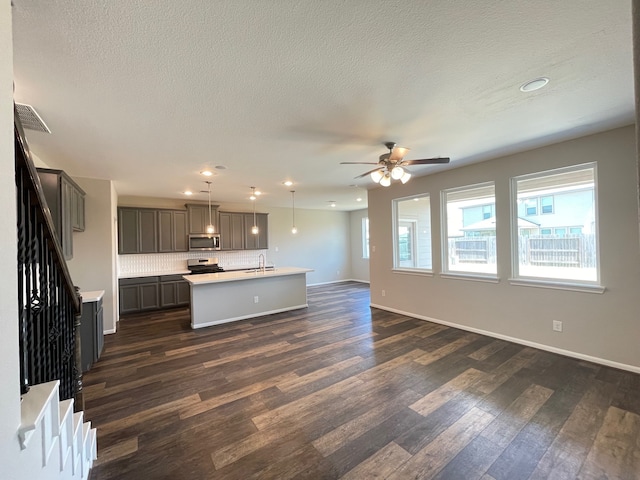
[118,208,141,254]
[160,282,178,307]
[95,302,104,360]
[177,280,191,305]
[218,212,232,250]
[139,210,158,253]
[244,213,268,249]
[80,302,95,372]
[173,211,188,251]
[256,213,269,249]
[60,177,74,260]
[231,213,245,250]
[119,284,141,314]
[72,187,85,232]
[140,283,160,310]
[187,204,207,234]
[158,210,174,252]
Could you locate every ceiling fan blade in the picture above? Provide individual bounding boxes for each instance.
[355,167,383,179]
[403,157,451,165]
[340,162,380,165]
[389,146,410,162]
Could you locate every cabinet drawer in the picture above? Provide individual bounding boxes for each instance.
[160,274,186,282]
[119,276,160,286]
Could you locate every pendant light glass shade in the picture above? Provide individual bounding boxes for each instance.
[391,165,405,180]
[205,181,215,234]
[379,173,392,187]
[370,169,384,183]
[290,190,297,234]
[400,171,412,184]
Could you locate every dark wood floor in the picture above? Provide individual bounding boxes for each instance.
[84,282,640,479]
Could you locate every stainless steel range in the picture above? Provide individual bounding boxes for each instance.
[187,258,225,274]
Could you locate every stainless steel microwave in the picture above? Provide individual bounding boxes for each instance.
[188,234,221,251]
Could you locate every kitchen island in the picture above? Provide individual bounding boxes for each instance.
[183,267,313,329]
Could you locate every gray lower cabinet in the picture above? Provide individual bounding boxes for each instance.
[119,275,189,314]
[159,275,191,307]
[119,276,160,314]
[37,168,86,260]
[80,298,104,372]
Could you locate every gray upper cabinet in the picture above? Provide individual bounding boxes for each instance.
[118,207,157,254]
[37,168,86,260]
[219,212,245,250]
[158,210,188,252]
[187,203,218,234]
[119,207,187,254]
[244,213,269,250]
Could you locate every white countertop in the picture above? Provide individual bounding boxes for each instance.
[80,290,104,303]
[183,267,313,285]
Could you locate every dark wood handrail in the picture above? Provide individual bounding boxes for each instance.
[14,108,80,313]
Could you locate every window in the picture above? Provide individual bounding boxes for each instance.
[524,198,537,216]
[362,217,370,259]
[442,183,496,276]
[512,163,598,284]
[393,194,432,270]
[541,196,554,214]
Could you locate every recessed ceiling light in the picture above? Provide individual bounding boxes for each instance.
[329,201,336,208]
[201,170,213,176]
[283,180,293,186]
[519,77,549,93]
[184,190,193,196]
[356,197,362,202]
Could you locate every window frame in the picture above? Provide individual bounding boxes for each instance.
[440,181,498,281]
[509,162,604,293]
[362,217,370,259]
[392,193,432,273]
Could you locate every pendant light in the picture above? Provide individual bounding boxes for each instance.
[205,181,215,234]
[290,190,298,234]
[250,186,259,235]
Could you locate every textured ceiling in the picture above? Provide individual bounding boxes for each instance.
[11,1,634,211]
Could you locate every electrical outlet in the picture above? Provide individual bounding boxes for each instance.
[372,246,376,253]
[381,290,386,297]
[254,296,259,304]
[553,320,563,332]
[337,270,340,276]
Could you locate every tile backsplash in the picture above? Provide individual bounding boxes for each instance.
[118,250,268,275]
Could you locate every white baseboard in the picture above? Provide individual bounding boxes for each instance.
[308,279,370,286]
[370,303,640,374]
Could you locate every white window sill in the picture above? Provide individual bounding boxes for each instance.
[440,272,500,284]
[392,268,433,277]
[509,278,605,294]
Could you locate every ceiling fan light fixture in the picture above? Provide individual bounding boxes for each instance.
[370,170,384,183]
[391,165,405,180]
[400,171,412,184]
[380,174,391,187]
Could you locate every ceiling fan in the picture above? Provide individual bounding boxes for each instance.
[341,142,450,186]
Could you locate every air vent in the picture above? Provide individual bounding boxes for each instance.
[15,103,51,133]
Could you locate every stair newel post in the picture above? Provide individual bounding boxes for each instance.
[74,287,84,412]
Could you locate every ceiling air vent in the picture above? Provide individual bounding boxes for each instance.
[15,103,51,133]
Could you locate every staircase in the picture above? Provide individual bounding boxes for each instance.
[14,105,98,479]
[19,381,96,479]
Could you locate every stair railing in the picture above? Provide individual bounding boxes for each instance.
[14,107,83,407]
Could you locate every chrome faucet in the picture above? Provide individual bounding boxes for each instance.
[258,254,265,273]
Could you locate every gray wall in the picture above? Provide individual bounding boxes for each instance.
[349,208,370,282]
[368,125,640,371]
[67,177,118,333]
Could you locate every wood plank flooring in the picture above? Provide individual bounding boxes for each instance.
[84,282,640,479]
